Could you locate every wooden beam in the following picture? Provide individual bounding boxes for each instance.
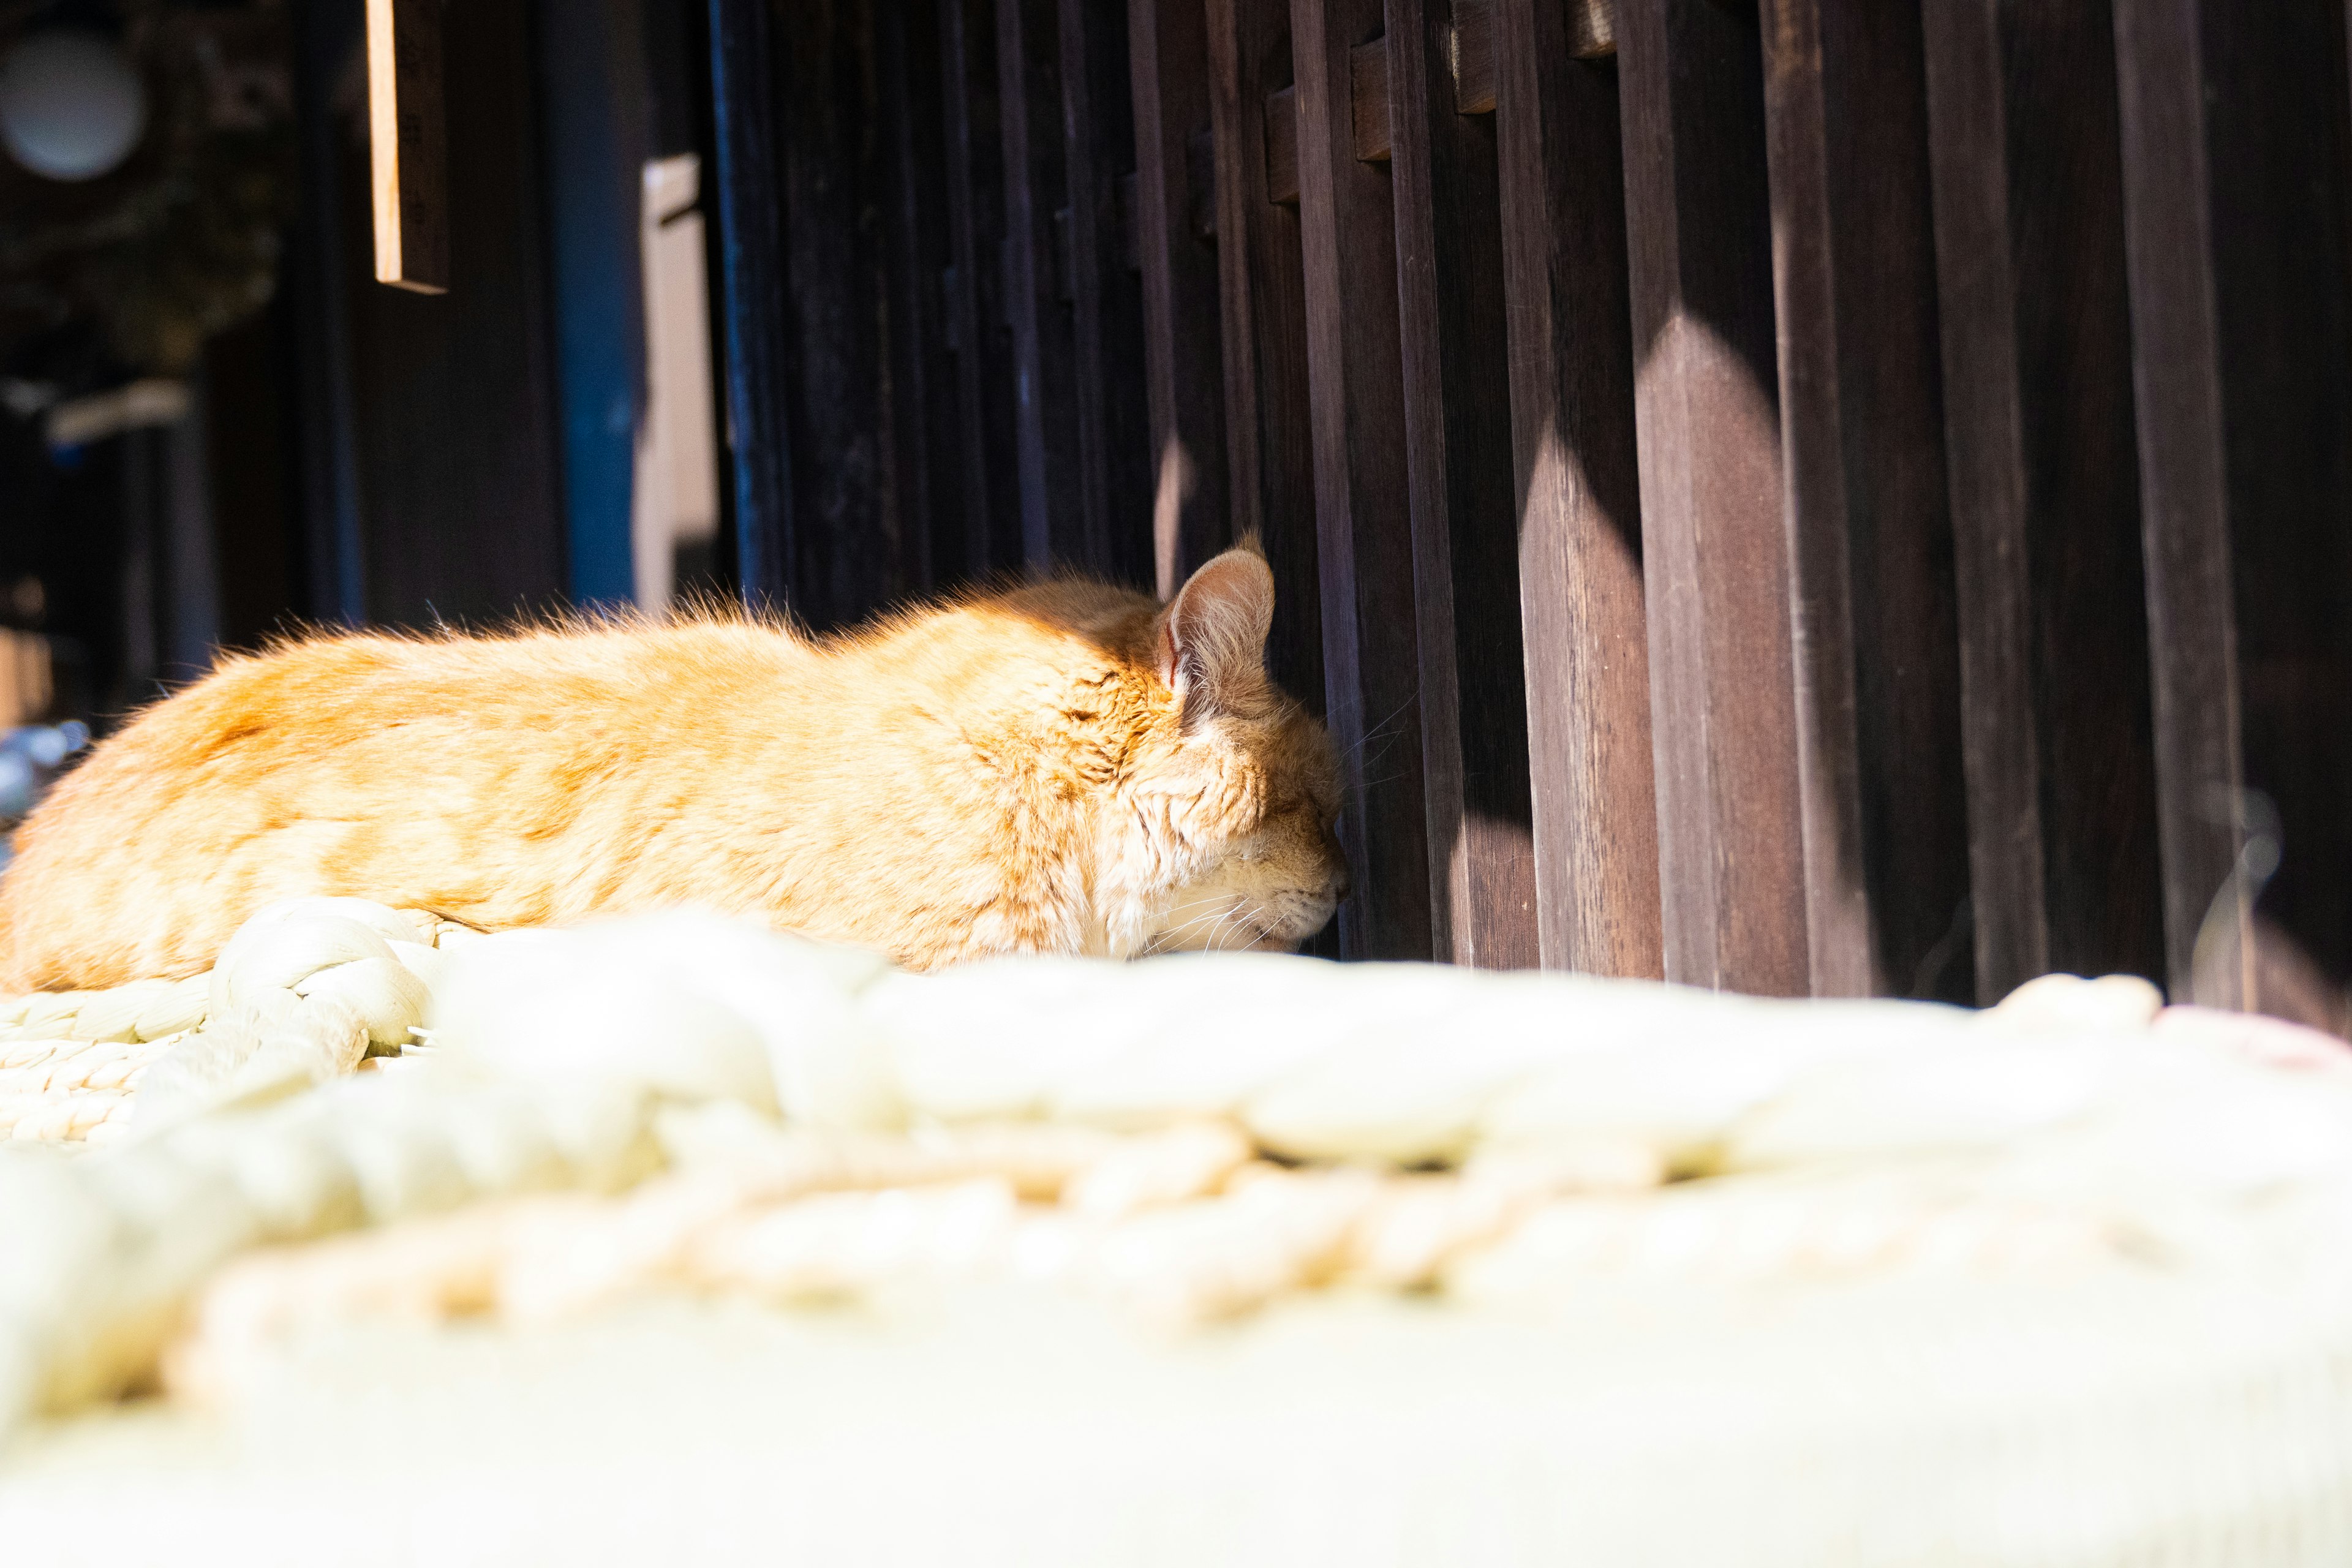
[1454,0,1614,118]
[776,0,899,626]
[1264,85,1300,204]
[1204,0,1326,775]
[365,0,448,293]
[2113,0,2352,1032]
[998,0,1094,571]
[1493,0,1659,977]
[1351,36,1390,163]
[1389,0,1539,968]
[876,1,960,597]
[1920,0,2164,1000]
[937,0,1027,579]
[706,0,794,607]
[1759,0,1970,999]
[1291,1,1434,962]
[1127,0,1232,598]
[1057,0,1155,589]
[1616,0,1807,995]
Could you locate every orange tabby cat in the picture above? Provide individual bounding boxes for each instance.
[0,545,1346,992]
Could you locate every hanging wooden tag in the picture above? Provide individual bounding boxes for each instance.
[366,0,448,293]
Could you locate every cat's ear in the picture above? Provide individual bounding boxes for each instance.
[1156,545,1275,718]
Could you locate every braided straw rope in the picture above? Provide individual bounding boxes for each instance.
[4,900,2350,1457]
[0,899,473,1145]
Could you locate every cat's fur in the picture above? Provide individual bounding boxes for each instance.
[0,546,1346,992]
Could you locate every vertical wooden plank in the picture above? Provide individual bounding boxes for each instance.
[1759,0,1972,1000]
[1057,0,1155,588]
[1490,0,1660,978]
[1203,0,1325,729]
[1616,0,1807,995]
[1920,0,2164,1000]
[1387,0,1539,968]
[1127,0,1232,598]
[706,0,794,608]
[292,0,367,625]
[365,0,449,294]
[344,0,568,627]
[938,0,1026,578]
[876,1,961,595]
[781,0,903,626]
[2113,0,2352,1031]
[998,0,1094,570]
[1289,2,1433,962]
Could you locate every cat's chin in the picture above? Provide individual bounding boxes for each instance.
[1140,910,1328,957]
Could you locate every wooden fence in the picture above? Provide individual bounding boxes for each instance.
[701,0,2352,1028]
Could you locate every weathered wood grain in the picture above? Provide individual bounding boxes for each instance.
[938,0,1027,578]
[1289,1,1433,962]
[365,0,448,293]
[1920,0,2164,1000]
[1204,0,1325,735]
[1058,0,1155,588]
[998,0,1094,570]
[877,1,960,596]
[1760,0,1971,1000]
[1127,0,1232,596]
[1389,0,1537,968]
[2113,0,2352,1031]
[1616,0,1807,995]
[1492,0,1659,978]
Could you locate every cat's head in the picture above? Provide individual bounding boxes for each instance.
[1117,545,1348,956]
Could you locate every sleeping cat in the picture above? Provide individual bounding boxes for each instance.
[0,545,1346,992]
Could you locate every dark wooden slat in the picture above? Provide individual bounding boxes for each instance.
[344,0,567,627]
[775,0,897,625]
[1920,0,2164,1000]
[1616,0,1807,995]
[1351,37,1390,163]
[938,0,1026,578]
[998,0,1095,571]
[292,0,368,625]
[705,0,794,608]
[2113,0,2352,1031]
[1569,0,1616,59]
[1265,85,1300,205]
[1289,4,1434,962]
[1388,0,1539,968]
[1057,0,1155,589]
[365,0,449,294]
[1455,0,1498,113]
[1491,0,1659,976]
[1203,0,1325,737]
[1760,0,1971,1000]
[877,1,960,597]
[1456,0,1613,113]
[1126,0,1232,598]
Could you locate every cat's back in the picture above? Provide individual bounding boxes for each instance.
[0,618,811,989]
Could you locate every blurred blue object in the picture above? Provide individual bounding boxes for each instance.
[0,721,90,820]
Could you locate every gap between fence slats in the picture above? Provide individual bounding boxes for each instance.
[2113,0,2352,1035]
[1202,0,1327,774]
[1289,0,1433,961]
[1127,0,1232,597]
[1386,0,1537,968]
[1920,0,2163,1001]
[1057,0,1155,588]
[1760,0,1971,1001]
[998,0,1093,571]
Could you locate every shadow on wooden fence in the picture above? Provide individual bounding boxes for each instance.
[702,0,2352,1035]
